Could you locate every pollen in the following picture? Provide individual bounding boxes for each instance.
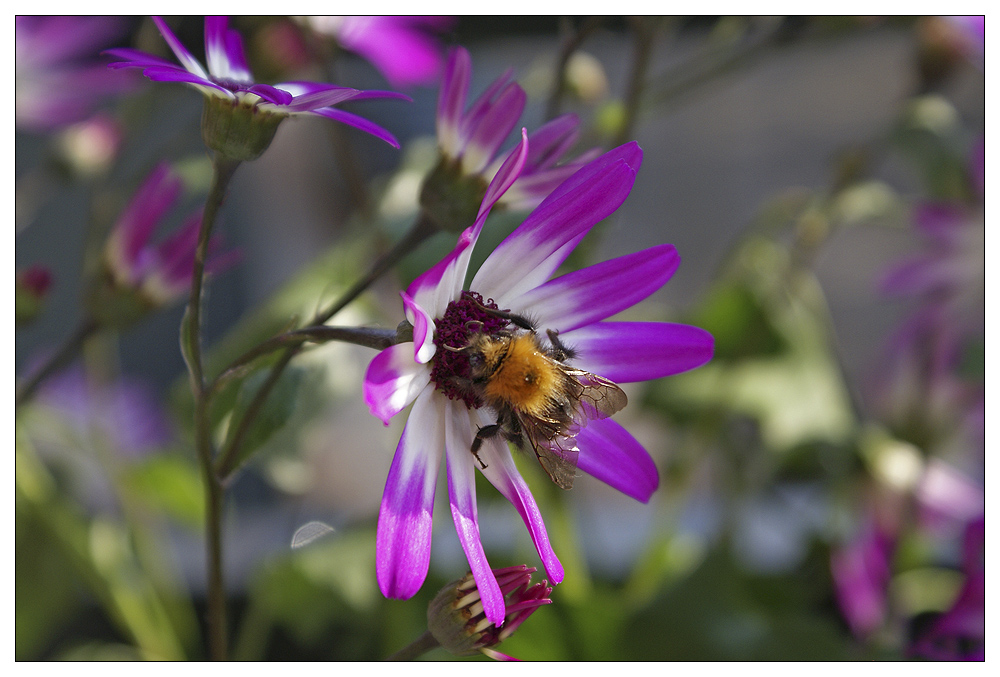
[430,291,507,407]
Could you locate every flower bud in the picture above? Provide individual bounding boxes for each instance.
[427,565,552,660]
[419,155,489,233]
[201,94,287,162]
[16,265,52,324]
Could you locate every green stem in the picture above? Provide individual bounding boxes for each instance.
[385,631,440,661]
[213,213,437,482]
[209,327,403,395]
[185,157,240,392]
[16,317,99,408]
[184,155,241,662]
[313,213,437,325]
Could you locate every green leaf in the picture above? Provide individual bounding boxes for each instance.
[220,366,305,473]
[122,454,204,528]
[178,305,198,387]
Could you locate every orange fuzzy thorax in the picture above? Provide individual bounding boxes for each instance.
[481,335,563,417]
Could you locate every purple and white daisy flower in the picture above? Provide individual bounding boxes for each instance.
[421,47,598,233]
[15,16,135,132]
[302,16,455,88]
[94,162,237,325]
[105,16,409,152]
[437,45,597,210]
[364,137,714,624]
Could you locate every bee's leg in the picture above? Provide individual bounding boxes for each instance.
[546,329,577,361]
[469,298,536,331]
[470,424,503,469]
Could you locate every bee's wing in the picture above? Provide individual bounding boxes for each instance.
[567,370,628,421]
[520,414,580,490]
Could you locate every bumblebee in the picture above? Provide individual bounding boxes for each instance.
[450,305,627,489]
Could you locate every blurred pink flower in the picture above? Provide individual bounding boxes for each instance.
[304,16,455,88]
[15,16,135,132]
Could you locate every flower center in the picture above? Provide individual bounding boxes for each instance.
[430,291,508,408]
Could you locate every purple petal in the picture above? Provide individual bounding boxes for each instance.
[472,143,642,305]
[104,47,178,69]
[479,129,528,220]
[576,417,659,502]
[19,16,128,66]
[308,107,401,148]
[401,292,436,364]
[460,82,525,174]
[524,114,580,170]
[151,16,208,79]
[134,66,232,96]
[564,322,714,383]
[246,84,293,105]
[338,89,413,103]
[516,245,680,332]
[363,344,431,425]
[445,402,505,625]
[406,209,490,317]
[459,67,515,148]
[437,46,471,153]
[472,409,564,583]
[279,84,361,110]
[204,16,252,82]
[112,163,182,276]
[831,522,893,637]
[332,16,452,87]
[151,210,201,291]
[377,389,443,600]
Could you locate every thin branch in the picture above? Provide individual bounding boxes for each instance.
[545,16,605,121]
[16,317,99,407]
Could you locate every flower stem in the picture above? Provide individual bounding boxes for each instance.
[213,213,437,481]
[313,213,437,325]
[184,154,241,661]
[16,317,99,408]
[385,631,440,661]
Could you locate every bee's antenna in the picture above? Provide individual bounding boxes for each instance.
[442,344,468,353]
[465,320,484,332]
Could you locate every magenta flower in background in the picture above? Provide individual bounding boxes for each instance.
[15,16,135,132]
[102,163,238,311]
[105,16,409,148]
[909,516,985,660]
[38,365,172,458]
[830,519,895,638]
[303,16,455,88]
[436,46,598,210]
[874,139,984,448]
[364,138,714,624]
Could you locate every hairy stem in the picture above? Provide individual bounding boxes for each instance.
[185,155,241,661]
[385,631,441,661]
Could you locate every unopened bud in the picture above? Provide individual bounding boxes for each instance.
[427,565,552,660]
